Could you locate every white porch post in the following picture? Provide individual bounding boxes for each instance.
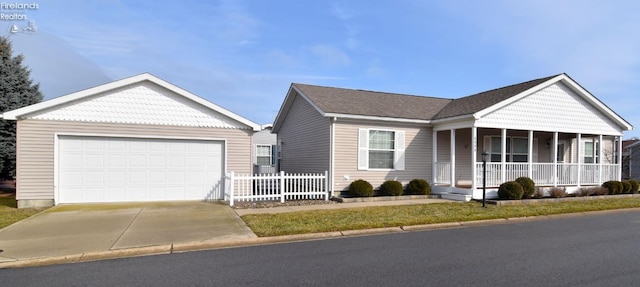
[577,133,582,187]
[501,128,507,183]
[598,134,603,185]
[432,130,437,185]
[450,129,456,187]
[528,130,534,179]
[618,136,623,181]
[471,127,478,190]
[553,132,558,187]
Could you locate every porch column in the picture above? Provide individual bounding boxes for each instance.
[450,129,456,187]
[553,132,558,187]
[501,128,507,183]
[471,127,478,190]
[618,136,623,181]
[598,134,603,185]
[528,130,534,179]
[577,133,582,187]
[432,130,437,185]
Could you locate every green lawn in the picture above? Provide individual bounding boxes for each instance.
[241,197,640,237]
[0,194,47,229]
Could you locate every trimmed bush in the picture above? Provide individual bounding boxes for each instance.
[602,181,623,195]
[406,179,431,195]
[621,181,633,194]
[348,179,374,197]
[548,187,567,198]
[630,180,640,194]
[498,181,524,200]
[515,177,536,199]
[379,180,403,196]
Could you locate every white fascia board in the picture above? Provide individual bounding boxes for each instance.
[272,85,329,133]
[324,113,431,124]
[2,73,261,131]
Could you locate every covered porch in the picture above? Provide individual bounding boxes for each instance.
[432,127,622,199]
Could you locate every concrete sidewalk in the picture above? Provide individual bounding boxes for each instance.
[0,201,256,267]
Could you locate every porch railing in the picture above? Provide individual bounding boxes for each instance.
[434,162,451,185]
[224,171,329,206]
[467,163,619,188]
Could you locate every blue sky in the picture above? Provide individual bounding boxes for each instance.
[3,0,640,138]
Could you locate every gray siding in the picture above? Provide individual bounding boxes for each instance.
[16,119,253,201]
[333,119,432,192]
[278,94,331,173]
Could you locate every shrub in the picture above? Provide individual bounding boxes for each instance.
[533,187,545,199]
[348,179,374,197]
[379,180,403,196]
[498,181,524,200]
[602,181,623,195]
[515,177,535,199]
[621,181,633,194]
[548,187,567,198]
[629,180,640,194]
[406,179,431,195]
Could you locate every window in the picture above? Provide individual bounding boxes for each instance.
[256,144,275,166]
[582,140,599,164]
[487,136,528,162]
[358,129,405,170]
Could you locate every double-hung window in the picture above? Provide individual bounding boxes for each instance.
[358,129,405,170]
[582,140,599,164]
[487,136,529,162]
[256,144,276,166]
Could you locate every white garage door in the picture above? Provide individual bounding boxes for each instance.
[58,136,224,204]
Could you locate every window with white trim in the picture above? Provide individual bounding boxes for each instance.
[487,136,529,162]
[582,140,599,164]
[358,129,405,170]
[256,144,275,165]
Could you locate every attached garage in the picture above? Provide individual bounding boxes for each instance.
[2,73,260,208]
[58,136,224,203]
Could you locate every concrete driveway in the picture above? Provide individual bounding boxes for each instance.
[0,201,256,263]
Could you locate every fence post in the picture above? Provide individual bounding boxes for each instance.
[324,170,329,201]
[280,170,286,203]
[229,171,235,207]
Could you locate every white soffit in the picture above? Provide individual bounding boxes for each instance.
[28,82,247,129]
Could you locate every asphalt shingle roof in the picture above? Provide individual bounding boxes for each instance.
[292,83,452,121]
[292,74,560,121]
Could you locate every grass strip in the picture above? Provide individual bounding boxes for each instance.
[241,197,640,237]
[0,195,46,229]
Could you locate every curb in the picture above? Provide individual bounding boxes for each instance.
[3,207,640,269]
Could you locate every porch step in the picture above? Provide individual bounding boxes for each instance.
[440,193,473,202]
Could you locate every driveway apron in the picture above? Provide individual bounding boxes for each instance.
[0,201,255,262]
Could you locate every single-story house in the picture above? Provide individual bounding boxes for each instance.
[252,124,278,174]
[2,73,260,208]
[272,73,633,199]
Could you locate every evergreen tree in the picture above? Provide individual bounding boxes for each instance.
[0,36,43,180]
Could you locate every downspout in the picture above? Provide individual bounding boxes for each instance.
[330,117,336,197]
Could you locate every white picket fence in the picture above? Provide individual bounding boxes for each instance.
[224,171,329,206]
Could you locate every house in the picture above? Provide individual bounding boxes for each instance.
[624,139,640,180]
[252,124,278,174]
[272,73,633,199]
[1,73,261,208]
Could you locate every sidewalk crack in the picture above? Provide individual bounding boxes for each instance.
[110,206,145,250]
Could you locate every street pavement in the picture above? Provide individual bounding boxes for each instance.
[0,197,632,269]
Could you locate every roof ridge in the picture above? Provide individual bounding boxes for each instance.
[455,74,561,100]
[292,82,450,101]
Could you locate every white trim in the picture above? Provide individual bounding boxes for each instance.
[323,113,431,124]
[474,74,632,132]
[53,132,228,205]
[2,73,261,131]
